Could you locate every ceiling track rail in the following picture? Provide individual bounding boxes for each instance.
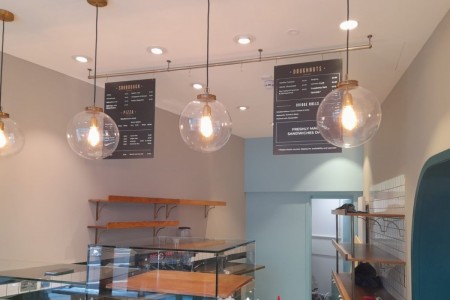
[90,34,373,79]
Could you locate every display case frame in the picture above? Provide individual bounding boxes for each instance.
[0,237,257,300]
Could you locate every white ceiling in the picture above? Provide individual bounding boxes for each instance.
[1,0,450,138]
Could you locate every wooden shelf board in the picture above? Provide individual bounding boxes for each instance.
[333,272,396,300]
[107,270,253,298]
[331,209,404,218]
[332,240,405,264]
[89,196,226,207]
[88,220,179,230]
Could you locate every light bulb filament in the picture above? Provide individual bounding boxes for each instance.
[341,91,357,131]
[88,117,101,147]
[200,104,213,138]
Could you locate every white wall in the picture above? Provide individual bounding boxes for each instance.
[0,54,246,264]
[363,9,450,299]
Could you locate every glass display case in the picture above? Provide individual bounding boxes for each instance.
[0,237,256,300]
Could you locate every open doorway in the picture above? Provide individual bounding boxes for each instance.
[310,198,352,299]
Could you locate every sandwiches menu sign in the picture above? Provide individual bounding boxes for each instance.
[273,59,342,155]
[105,79,155,159]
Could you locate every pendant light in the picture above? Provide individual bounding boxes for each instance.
[316,0,381,148]
[0,10,24,157]
[66,0,119,160]
[179,0,232,153]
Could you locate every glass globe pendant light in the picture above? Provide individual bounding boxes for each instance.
[0,10,24,157]
[316,0,381,148]
[66,0,119,160]
[179,0,232,153]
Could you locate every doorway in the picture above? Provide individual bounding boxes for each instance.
[311,198,352,299]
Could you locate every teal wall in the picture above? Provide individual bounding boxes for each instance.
[245,138,364,192]
[247,192,311,300]
[412,149,450,299]
[245,138,363,300]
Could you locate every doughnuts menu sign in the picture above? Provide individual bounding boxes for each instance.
[273,59,342,155]
[105,79,155,159]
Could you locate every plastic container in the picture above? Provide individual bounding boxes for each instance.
[177,226,192,237]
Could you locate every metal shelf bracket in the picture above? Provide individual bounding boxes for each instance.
[205,206,216,218]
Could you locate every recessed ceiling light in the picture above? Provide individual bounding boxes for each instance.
[234,35,254,45]
[287,29,300,36]
[73,55,90,63]
[339,20,358,30]
[147,46,166,55]
[192,83,203,90]
[237,106,249,111]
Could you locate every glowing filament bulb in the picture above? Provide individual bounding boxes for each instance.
[341,91,357,131]
[200,104,213,138]
[88,117,100,147]
[0,122,7,148]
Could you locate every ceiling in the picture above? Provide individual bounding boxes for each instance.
[1,0,450,138]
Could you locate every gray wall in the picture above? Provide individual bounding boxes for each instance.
[364,9,450,299]
[0,54,245,263]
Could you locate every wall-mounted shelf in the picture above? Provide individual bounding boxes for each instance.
[88,221,179,243]
[88,221,179,230]
[88,195,226,243]
[331,240,406,265]
[331,209,404,218]
[332,271,396,300]
[90,195,226,220]
[331,210,405,299]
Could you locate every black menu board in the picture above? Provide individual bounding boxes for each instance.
[273,59,342,155]
[105,79,155,159]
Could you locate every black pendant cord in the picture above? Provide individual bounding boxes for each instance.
[345,0,350,81]
[0,19,5,110]
[93,4,99,106]
[206,0,210,91]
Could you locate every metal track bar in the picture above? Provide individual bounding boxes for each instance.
[90,35,372,79]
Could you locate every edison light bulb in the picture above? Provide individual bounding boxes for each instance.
[341,92,357,131]
[0,127,7,148]
[88,124,100,147]
[0,121,6,148]
[88,117,101,147]
[200,104,213,138]
[342,104,357,130]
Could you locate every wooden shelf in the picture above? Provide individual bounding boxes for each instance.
[107,270,253,298]
[331,209,404,218]
[332,271,396,300]
[88,195,226,243]
[90,195,226,220]
[88,220,179,230]
[90,195,226,207]
[88,221,179,243]
[332,240,405,264]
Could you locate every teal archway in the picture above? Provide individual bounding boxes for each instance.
[412,149,450,299]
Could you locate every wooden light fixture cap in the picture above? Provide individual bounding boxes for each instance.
[87,0,108,7]
[0,10,14,22]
